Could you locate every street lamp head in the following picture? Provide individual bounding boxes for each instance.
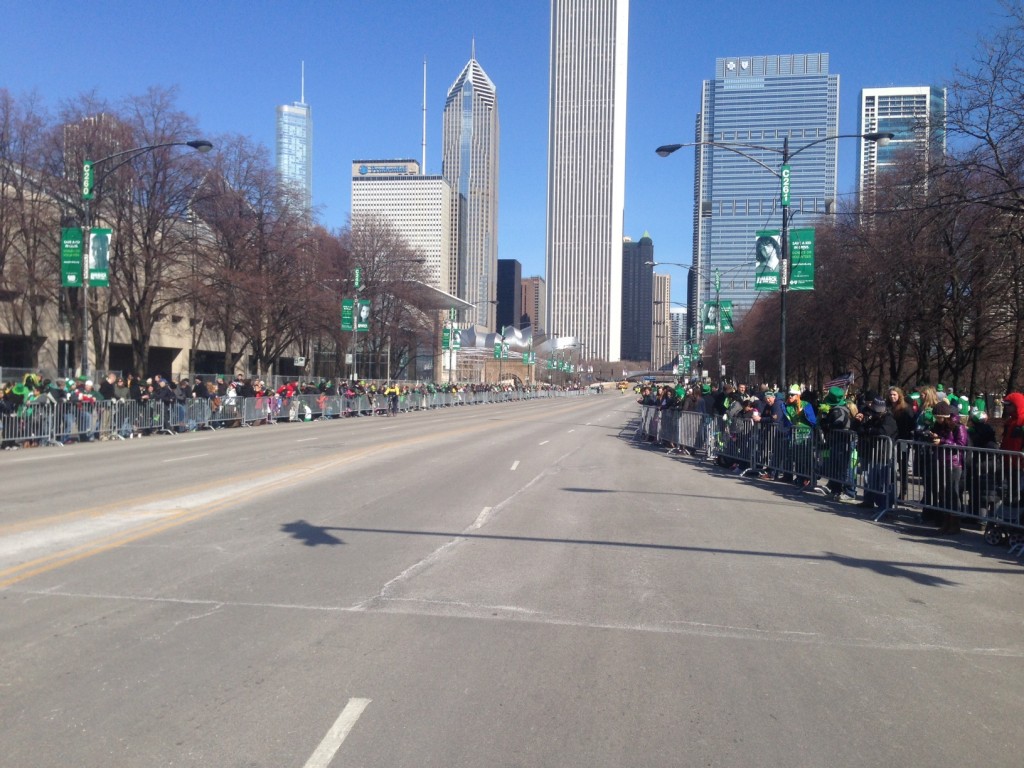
[187,140,214,153]
[655,144,683,158]
[644,261,657,266]
[862,132,895,147]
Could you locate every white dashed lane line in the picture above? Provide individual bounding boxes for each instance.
[510,460,520,471]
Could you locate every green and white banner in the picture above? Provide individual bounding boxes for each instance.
[356,299,371,332]
[788,227,815,291]
[754,230,781,291]
[61,227,83,287]
[88,228,111,287]
[341,298,355,331]
[703,301,734,333]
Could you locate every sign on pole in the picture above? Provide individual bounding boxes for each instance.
[780,165,791,207]
[88,228,111,287]
[341,298,355,331]
[353,267,362,290]
[60,227,83,287]
[356,299,371,332]
[755,230,781,291]
[82,160,94,200]
[788,227,816,291]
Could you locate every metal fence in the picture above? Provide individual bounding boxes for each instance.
[636,405,1024,547]
[0,387,593,450]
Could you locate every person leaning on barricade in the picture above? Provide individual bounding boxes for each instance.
[817,386,856,500]
[856,397,898,510]
[920,401,969,534]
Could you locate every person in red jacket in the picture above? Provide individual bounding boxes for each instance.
[1000,392,1024,452]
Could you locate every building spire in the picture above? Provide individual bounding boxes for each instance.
[471,37,476,61]
[300,60,305,104]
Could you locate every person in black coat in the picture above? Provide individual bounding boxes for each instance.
[858,398,899,509]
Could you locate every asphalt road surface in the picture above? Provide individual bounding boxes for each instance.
[2,393,1023,767]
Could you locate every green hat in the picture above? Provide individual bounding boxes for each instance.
[76,374,88,382]
[910,392,921,401]
[11,383,28,397]
[937,383,945,392]
[824,386,845,405]
[701,383,711,394]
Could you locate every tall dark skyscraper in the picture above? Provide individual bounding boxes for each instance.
[620,234,653,363]
[496,259,522,334]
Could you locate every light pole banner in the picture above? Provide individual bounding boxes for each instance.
[356,299,371,332]
[754,230,781,291]
[60,227,83,287]
[788,227,815,291]
[88,228,111,287]
[341,299,354,331]
[703,301,734,333]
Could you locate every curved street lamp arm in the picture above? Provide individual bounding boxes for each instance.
[656,141,780,176]
[87,140,213,196]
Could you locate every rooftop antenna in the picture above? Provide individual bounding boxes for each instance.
[300,60,306,104]
[472,37,476,60]
[422,57,427,174]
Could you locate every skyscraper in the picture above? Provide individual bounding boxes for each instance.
[496,259,522,334]
[620,234,653,363]
[693,54,838,339]
[442,53,499,329]
[520,276,547,337]
[652,273,672,370]
[276,64,313,211]
[546,0,629,361]
[857,86,946,208]
[350,160,453,292]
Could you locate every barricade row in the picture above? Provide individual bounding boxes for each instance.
[0,388,591,448]
[638,406,1024,548]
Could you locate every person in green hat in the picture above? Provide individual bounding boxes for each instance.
[819,385,856,500]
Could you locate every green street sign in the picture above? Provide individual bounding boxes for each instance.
[82,160,94,200]
[88,228,111,287]
[60,227,83,287]
[780,165,791,207]
[353,267,362,290]
[341,298,355,331]
[442,327,451,350]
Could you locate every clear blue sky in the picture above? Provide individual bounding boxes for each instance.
[2,1,1009,301]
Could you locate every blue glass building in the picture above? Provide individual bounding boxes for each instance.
[692,54,839,340]
[276,66,313,212]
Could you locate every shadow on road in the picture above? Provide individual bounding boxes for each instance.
[280,519,346,547]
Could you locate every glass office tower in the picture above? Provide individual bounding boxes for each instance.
[442,56,500,330]
[276,68,313,212]
[692,54,839,340]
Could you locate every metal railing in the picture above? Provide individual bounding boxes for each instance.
[636,405,1024,552]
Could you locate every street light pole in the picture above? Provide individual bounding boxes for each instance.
[78,139,213,377]
[655,132,893,388]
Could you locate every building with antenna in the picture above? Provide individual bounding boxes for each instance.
[441,47,500,330]
[276,63,313,212]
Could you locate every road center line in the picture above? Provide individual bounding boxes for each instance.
[302,698,372,768]
[510,460,520,471]
[162,453,210,463]
[567,429,575,433]
[539,440,549,445]
[296,437,319,443]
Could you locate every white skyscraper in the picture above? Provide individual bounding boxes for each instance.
[276,64,313,212]
[350,160,453,292]
[546,0,629,361]
[442,53,500,329]
[858,86,946,209]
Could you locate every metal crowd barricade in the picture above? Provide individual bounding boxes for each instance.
[658,409,682,446]
[855,434,897,519]
[893,439,1024,536]
[818,429,859,496]
[717,417,759,470]
[677,411,714,459]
